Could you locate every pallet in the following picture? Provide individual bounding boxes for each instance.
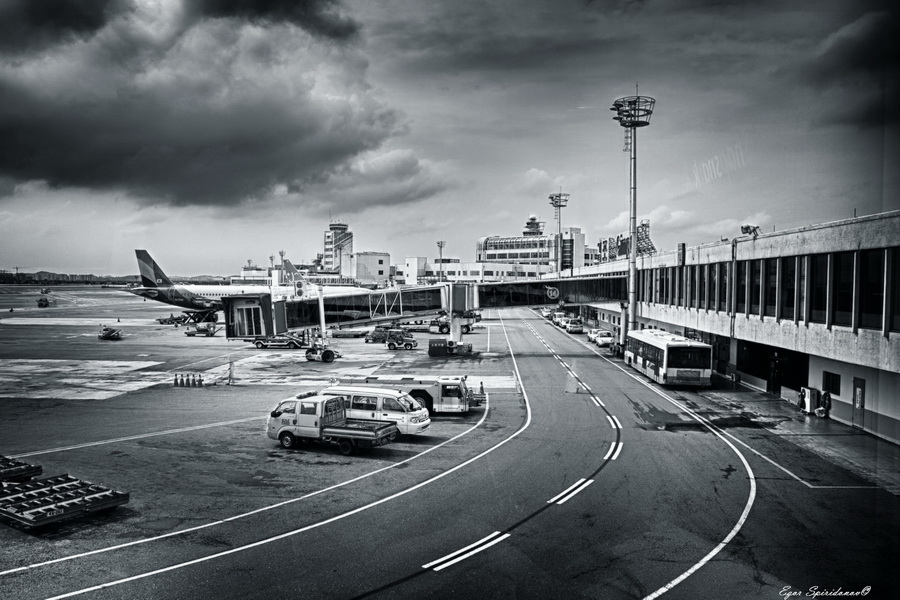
[0,456,42,483]
[0,474,130,527]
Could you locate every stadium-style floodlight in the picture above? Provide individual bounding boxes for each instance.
[548,192,570,272]
[436,240,446,282]
[611,91,656,341]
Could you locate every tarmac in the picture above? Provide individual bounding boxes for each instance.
[698,378,900,496]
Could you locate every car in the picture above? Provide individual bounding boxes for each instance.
[591,329,616,347]
[565,318,584,333]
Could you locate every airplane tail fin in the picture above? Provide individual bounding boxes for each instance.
[283,259,300,280]
[135,249,174,288]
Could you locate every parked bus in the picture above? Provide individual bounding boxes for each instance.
[624,330,712,387]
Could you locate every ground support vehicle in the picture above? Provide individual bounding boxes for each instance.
[0,456,42,483]
[185,323,222,337]
[427,339,477,358]
[320,386,431,436]
[248,333,307,348]
[0,474,130,528]
[98,326,122,340]
[266,392,398,455]
[624,330,713,387]
[387,335,418,350]
[36,297,56,308]
[305,339,341,363]
[365,327,410,343]
[333,375,473,415]
[156,314,189,325]
[397,321,431,333]
[330,328,367,338]
[428,314,476,335]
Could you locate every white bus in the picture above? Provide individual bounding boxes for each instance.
[624,330,713,387]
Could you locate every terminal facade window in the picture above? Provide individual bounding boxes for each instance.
[750,260,762,316]
[717,263,728,312]
[822,371,841,395]
[809,254,828,324]
[764,258,777,317]
[736,261,747,314]
[698,265,707,310]
[859,249,884,329]
[832,251,854,327]
[780,257,796,320]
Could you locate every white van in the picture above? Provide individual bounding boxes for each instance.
[320,386,431,436]
[565,318,584,333]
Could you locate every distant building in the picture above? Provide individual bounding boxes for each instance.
[400,256,553,285]
[353,252,390,287]
[476,220,587,272]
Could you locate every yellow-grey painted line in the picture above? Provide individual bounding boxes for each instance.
[10,418,262,458]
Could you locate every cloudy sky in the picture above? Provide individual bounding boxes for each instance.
[0,0,897,276]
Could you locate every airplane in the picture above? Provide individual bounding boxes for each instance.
[127,249,371,314]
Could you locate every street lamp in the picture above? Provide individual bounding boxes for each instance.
[436,240,446,282]
[548,192,569,273]
[611,92,656,340]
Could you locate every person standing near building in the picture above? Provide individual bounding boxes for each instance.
[820,391,832,419]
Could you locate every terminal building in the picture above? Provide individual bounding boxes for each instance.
[569,211,899,445]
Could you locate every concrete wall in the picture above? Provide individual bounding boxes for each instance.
[809,355,900,445]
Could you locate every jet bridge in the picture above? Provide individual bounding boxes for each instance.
[221,276,625,342]
[221,285,447,339]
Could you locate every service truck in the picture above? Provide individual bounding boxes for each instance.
[332,375,476,415]
[266,392,398,455]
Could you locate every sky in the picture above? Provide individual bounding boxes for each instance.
[0,0,897,276]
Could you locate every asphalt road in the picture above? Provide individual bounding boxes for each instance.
[0,286,896,599]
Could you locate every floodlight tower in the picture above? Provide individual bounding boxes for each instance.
[436,240,446,282]
[548,192,570,273]
[611,92,655,340]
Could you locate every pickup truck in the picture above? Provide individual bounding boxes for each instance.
[266,392,398,455]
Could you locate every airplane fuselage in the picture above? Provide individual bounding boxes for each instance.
[128,284,296,311]
[128,284,370,311]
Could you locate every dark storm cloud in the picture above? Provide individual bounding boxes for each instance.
[0,0,430,208]
[0,0,119,53]
[794,10,900,128]
[194,0,359,40]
